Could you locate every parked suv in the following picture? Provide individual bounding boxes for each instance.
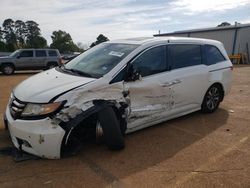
[4,37,232,159]
[0,49,62,75]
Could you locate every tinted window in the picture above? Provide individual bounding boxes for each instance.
[65,43,138,78]
[132,46,167,77]
[206,45,225,65]
[19,51,33,58]
[35,50,46,57]
[48,50,58,57]
[110,67,126,84]
[170,44,202,69]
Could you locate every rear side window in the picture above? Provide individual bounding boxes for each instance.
[19,50,33,57]
[205,45,225,65]
[35,50,46,57]
[132,46,167,77]
[48,50,58,57]
[170,44,202,69]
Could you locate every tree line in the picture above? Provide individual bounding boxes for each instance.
[0,19,47,51]
[0,18,109,53]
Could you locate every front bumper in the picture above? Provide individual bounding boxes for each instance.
[5,107,65,159]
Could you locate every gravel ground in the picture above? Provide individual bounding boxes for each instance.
[0,66,249,188]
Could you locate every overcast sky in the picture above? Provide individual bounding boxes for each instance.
[1,0,250,46]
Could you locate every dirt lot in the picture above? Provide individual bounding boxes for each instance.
[0,67,249,188]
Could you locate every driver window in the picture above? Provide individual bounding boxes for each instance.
[132,46,167,77]
[19,51,33,58]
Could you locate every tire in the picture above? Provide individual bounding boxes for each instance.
[1,64,15,75]
[47,62,58,69]
[201,84,223,113]
[98,106,125,150]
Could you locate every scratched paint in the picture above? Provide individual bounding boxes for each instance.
[54,82,129,123]
[53,80,176,133]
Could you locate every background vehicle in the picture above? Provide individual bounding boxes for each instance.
[4,37,232,159]
[62,54,80,62]
[0,49,62,75]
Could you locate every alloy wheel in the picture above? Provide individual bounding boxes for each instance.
[206,86,220,110]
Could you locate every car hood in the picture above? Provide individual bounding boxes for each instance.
[14,68,96,103]
[0,56,13,61]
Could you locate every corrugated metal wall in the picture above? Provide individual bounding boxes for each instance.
[235,27,250,60]
[161,27,250,61]
[189,30,235,55]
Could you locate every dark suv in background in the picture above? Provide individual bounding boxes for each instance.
[0,49,62,75]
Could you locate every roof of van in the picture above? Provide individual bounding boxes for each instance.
[111,37,222,46]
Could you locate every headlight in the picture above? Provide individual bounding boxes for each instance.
[21,102,64,117]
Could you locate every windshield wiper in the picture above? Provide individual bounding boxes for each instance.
[66,68,93,78]
[59,64,96,78]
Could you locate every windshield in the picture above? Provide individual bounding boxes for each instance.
[9,50,20,57]
[64,43,138,78]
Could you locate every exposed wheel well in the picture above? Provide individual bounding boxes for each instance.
[60,102,127,157]
[61,113,97,157]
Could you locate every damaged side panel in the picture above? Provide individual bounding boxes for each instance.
[50,81,130,156]
[54,82,129,124]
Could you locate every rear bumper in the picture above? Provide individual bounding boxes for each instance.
[5,107,65,159]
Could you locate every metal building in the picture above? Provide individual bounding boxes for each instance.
[154,23,250,63]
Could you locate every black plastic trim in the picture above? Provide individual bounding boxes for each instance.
[3,114,8,130]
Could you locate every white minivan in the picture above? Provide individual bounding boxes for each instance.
[4,37,232,159]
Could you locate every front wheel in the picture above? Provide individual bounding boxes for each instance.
[98,106,125,150]
[201,85,223,113]
[1,64,15,75]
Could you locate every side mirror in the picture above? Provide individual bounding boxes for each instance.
[16,55,20,59]
[131,69,141,81]
[126,65,142,81]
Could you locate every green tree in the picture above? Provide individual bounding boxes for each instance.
[2,18,17,51]
[76,42,85,52]
[0,27,7,51]
[25,20,47,48]
[0,41,7,51]
[90,34,109,48]
[0,26,3,41]
[15,20,26,48]
[50,30,79,53]
[217,22,231,27]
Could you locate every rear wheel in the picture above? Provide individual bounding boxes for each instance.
[98,106,125,150]
[201,84,223,113]
[1,64,15,75]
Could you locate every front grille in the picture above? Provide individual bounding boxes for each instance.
[9,97,26,119]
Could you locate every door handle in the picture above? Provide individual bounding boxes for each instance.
[160,79,181,87]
